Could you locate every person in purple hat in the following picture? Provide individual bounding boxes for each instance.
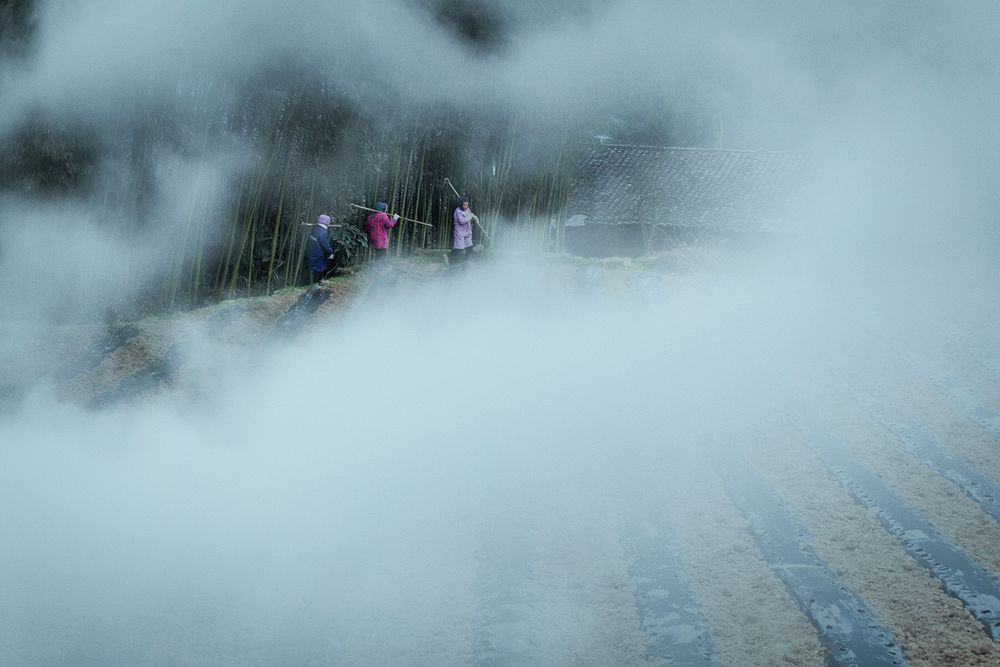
[307,214,335,283]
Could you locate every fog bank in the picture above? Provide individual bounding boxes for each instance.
[1,2,999,662]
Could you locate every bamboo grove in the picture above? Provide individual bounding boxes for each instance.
[1,64,580,314]
[203,84,579,309]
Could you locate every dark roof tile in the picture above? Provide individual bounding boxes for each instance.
[567,145,809,231]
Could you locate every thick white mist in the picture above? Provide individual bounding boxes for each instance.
[0,256,829,663]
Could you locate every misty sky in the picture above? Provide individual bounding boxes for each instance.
[4,1,999,139]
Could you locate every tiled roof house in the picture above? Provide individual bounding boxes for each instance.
[563,144,809,256]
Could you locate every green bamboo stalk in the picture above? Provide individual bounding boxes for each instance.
[230,116,283,295]
[215,179,247,294]
[265,169,288,294]
[169,128,209,309]
[289,158,321,285]
[187,120,214,306]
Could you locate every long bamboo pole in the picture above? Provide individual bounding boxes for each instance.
[349,203,432,227]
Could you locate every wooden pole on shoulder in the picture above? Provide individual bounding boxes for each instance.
[349,203,433,227]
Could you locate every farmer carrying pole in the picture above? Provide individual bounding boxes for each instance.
[446,194,485,265]
[361,202,400,263]
[443,178,492,242]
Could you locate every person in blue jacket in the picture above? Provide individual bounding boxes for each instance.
[308,214,335,283]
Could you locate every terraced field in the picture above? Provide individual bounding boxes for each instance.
[1,256,998,666]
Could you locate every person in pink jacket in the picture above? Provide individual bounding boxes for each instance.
[364,201,398,262]
[446,197,476,264]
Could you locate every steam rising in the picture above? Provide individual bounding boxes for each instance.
[1,1,999,663]
[0,260,822,662]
